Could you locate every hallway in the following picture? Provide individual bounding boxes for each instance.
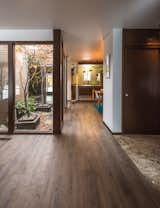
[0,103,160,208]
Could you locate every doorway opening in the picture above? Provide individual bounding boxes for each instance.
[71,63,103,115]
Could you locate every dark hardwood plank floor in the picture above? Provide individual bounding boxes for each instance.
[0,103,160,208]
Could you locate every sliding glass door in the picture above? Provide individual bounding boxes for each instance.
[14,44,53,133]
[0,42,55,134]
[0,45,9,133]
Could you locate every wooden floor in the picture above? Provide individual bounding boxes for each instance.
[0,103,160,208]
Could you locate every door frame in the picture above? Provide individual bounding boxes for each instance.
[0,41,54,135]
[0,43,13,134]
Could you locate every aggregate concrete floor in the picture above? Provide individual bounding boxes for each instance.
[114,135,160,190]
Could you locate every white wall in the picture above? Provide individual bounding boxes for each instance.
[103,32,113,130]
[103,28,122,133]
[67,57,72,101]
[112,29,122,132]
[63,56,67,108]
[0,29,53,41]
[67,59,79,102]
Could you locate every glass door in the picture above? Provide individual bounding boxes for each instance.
[0,45,9,133]
[14,44,53,133]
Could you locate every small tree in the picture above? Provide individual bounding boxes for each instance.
[40,66,46,105]
[19,49,40,117]
[18,45,53,117]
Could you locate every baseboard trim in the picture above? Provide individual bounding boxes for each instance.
[112,132,122,135]
[103,121,122,135]
[103,121,113,134]
[78,100,95,102]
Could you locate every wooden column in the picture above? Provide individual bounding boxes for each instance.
[53,29,64,134]
[8,43,15,134]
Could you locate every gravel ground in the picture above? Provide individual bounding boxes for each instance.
[114,135,160,190]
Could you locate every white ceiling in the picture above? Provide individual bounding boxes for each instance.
[0,0,159,62]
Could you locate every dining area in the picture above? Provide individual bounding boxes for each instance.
[71,63,103,114]
[94,88,103,105]
[94,88,103,114]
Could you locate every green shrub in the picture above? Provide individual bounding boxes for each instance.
[16,97,37,119]
[27,98,37,112]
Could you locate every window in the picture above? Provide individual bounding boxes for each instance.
[83,69,91,81]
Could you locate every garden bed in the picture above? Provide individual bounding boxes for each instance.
[16,114,40,129]
[36,104,52,112]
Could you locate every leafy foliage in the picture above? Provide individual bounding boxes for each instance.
[16,45,53,117]
[16,98,37,119]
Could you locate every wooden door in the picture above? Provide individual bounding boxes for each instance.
[123,48,160,133]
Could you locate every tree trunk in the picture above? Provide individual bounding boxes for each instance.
[41,70,44,105]
[24,92,30,117]
[41,68,46,105]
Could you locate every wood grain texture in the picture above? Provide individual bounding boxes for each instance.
[122,29,160,134]
[0,103,160,208]
[53,29,64,134]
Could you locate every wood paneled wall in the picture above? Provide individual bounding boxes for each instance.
[122,29,160,134]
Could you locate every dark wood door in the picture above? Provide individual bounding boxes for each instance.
[123,48,160,133]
